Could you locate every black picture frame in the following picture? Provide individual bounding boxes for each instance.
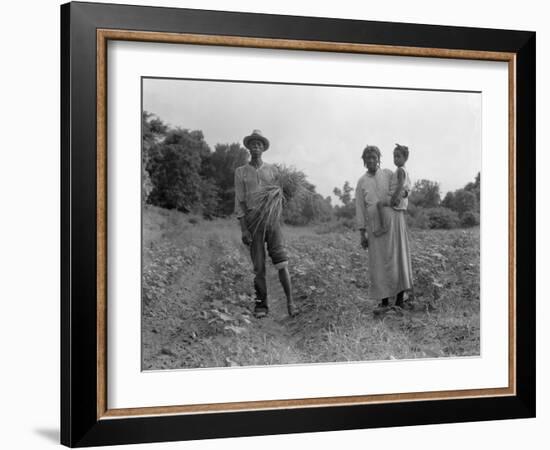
[61,1,535,447]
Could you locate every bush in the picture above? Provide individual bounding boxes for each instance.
[406,209,429,229]
[333,202,355,220]
[424,207,459,229]
[315,218,355,234]
[453,189,478,216]
[274,166,332,226]
[405,203,429,229]
[284,193,333,226]
[460,211,480,227]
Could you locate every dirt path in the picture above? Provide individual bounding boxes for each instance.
[143,226,309,370]
[249,264,307,362]
[142,232,217,369]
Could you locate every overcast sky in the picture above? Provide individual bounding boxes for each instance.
[143,77,481,202]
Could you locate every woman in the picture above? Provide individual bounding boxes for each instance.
[355,145,413,310]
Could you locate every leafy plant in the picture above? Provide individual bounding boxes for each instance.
[409,179,441,208]
[460,211,480,227]
[424,207,460,229]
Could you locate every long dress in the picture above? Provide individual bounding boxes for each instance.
[355,168,413,300]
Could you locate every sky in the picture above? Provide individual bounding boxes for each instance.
[143,77,481,202]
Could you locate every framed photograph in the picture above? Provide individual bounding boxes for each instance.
[61,1,535,447]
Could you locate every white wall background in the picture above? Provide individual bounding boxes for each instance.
[0,0,545,449]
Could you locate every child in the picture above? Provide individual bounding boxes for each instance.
[374,144,411,236]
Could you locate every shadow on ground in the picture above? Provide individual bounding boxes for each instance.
[34,428,59,444]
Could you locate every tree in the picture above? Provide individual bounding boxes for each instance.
[408,173,481,229]
[284,179,332,225]
[199,178,220,218]
[333,181,354,206]
[409,179,441,208]
[142,111,168,145]
[142,112,168,204]
[441,191,455,210]
[442,173,481,218]
[332,181,355,219]
[307,194,333,223]
[464,172,481,206]
[460,211,480,227]
[208,143,249,215]
[452,189,478,217]
[146,127,215,213]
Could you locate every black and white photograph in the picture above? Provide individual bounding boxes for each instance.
[141,77,482,370]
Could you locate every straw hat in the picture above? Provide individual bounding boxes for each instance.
[243,129,270,151]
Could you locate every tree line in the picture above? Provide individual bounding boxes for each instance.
[142,112,332,225]
[408,174,480,228]
[144,111,480,229]
[332,173,481,229]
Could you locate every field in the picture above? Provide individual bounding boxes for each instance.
[142,205,480,370]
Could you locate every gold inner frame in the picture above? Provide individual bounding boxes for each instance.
[96,29,517,420]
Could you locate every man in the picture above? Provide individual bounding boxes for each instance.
[234,130,295,318]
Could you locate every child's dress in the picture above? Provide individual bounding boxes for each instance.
[388,166,411,210]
